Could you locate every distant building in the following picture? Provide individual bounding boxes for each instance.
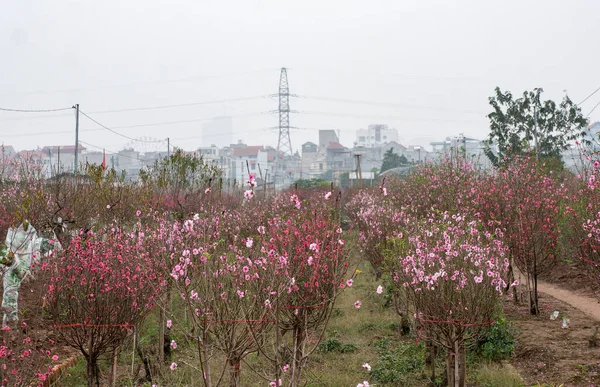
[325,141,353,182]
[319,130,339,151]
[40,144,86,174]
[356,124,399,148]
[299,130,353,183]
[430,134,492,169]
[402,145,431,164]
[231,144,266,185]
[202,116,233,148]
[351,146,382,173]
[301,142,318,179]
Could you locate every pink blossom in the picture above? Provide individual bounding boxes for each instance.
[376,285,383,294]
[246,238,253,248]
[325,191,332,199]
[346,279,353,287]
[205,188,211,194]
[170,340,177,349]
[362,363,371,371]
[170,362,177,371]
[52,355,59,361]
[166,320,172,329]
[283,364,290,373]
[307,256,314,265]
[354,300,361,309]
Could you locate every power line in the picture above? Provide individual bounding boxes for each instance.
[0,112,73,122]
[171,127,271,142]
[579,86,600,105]
[588,100,600,118]
[87,96,269,114]
[0,106,73,113]
[0,128,103,138]
[79,140,142,161]
[0,68,279,97]
[79,110,166,143]
[80,111,270,131]
[297,110,481,124]
[298,95,485,115]
[1,112,271,140]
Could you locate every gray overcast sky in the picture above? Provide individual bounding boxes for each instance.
[1,0,599,153]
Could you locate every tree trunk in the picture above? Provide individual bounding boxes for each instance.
[228,357,241,387]
[199,330,212,387]
[290,326,306,387]
[159,284,173,365]
[446,350,455,387]
[454,340,460,387]
[425,341,436,386]
[458,342,466,387]
[87,356,99,387]
[508,260,519,304]
[526,271,534,315]
[110,347,118,387]
[158,302,165,365]
[87,332,98,387]
[532,270,539,315]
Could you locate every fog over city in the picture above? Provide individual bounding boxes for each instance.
[1,0,599,154]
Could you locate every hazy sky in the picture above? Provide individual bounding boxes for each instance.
[1,0,599,155]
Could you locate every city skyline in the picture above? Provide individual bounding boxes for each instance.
[2,1,600,153]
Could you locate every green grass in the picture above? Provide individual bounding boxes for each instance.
[471,363,525,387]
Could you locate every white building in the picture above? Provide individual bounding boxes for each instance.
[356,124,399,148]
[430,134,493,170]
[230,144,268,186]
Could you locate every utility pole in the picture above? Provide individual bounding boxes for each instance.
[354,154,363,188]
[167,138,170,158]
[73,104,79,174]
[533,106,539,161]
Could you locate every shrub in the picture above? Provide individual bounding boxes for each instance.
[370,342,426,384]
[476,315,517,362]
[317,338,358,354]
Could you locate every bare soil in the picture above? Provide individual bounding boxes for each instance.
[505,285,600,386]
[542,259,600,298]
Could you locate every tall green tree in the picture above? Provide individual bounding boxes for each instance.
[484,87,589,166]
[380,147,408,173]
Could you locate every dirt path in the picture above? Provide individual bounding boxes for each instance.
[516,270,600,322]
[536,279,600,321]
[507,271,600,386]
